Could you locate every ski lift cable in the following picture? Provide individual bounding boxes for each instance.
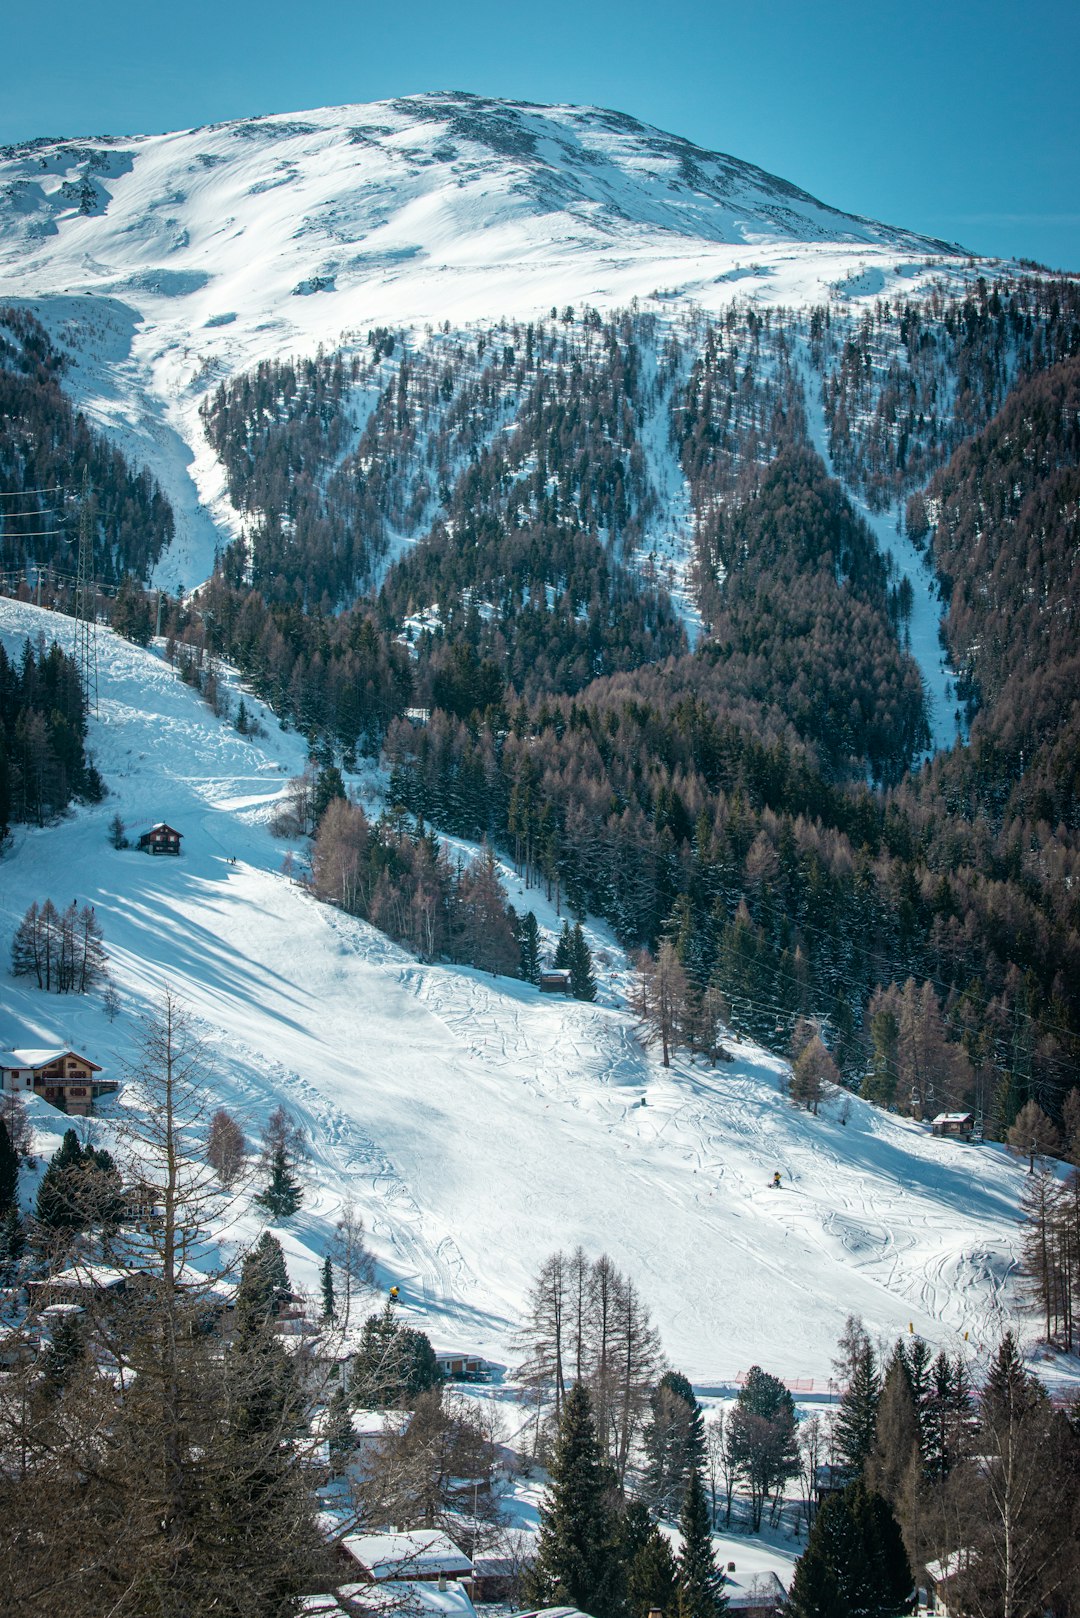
[0,485,68,497]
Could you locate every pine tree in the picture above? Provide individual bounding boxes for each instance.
[41,1311,86,1394]
[320,1255,336,1322]
[325,1379,355,1469]
[0,1117,18,1214]
[621,1499,679,1618]
[34,1128,122,1234]
[727,1365,800,1532]
[787,1482,913,1618]
[554,920,573,970]
[529,1382,620,1618]
[832,1321,880,1479]
[569,923,597,1001]
[236,1231,291,1336]
[866,1347,920,1508]
[675,1462,727,1618]
[255,1143,303,1219]
[644,1370,707,1518]
[519,910,542,984]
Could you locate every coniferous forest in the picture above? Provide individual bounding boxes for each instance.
[4,274,1080,1141]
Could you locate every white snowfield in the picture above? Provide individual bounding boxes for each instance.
[0,598,1030,1383]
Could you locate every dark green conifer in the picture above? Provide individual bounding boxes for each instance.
[787,1482,913,1618]
[621,1498,680,1617]
[569,923,597,1001]
[675,1462,727,1618]
[519,910,542,984]
[529,1381,619,1618]
[643,1369,706,1517]
[255,1143,303,1219]
[0,1117,18,1214]
[320,1254,336,1322]
[833,1330,880,1478]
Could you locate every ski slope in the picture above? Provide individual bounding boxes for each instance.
[0,597,1031,1382]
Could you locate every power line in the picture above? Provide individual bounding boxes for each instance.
[0,485,68,497]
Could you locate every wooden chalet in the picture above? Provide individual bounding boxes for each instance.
[538,969,571,994]
[931,1112,976,1140]
[0,1047,114,1117]
[137,822,183,855]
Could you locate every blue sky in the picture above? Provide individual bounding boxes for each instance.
[2,0,1077,268]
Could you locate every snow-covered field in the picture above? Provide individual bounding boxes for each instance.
[0,598,1033,1385]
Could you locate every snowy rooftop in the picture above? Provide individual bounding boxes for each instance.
[1,1048,98,1070]
[338,1580,477,1618]
[341,1532,473,1580]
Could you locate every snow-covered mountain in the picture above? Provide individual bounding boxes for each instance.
[0,94,981,592]
[0,596,1030,1384]
[0,92,961,335]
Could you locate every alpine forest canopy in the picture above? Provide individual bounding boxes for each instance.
[6,274,1080,1140]
[0,306,174,590]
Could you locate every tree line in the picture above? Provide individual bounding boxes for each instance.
[0,634,102,837]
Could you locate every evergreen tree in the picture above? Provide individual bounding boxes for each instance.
[236,1231,291,1337]
[643,1369,707,1518]
[519,909,542,984]
[529,1381,620,1618]
[255,1142,303,1219]
[34,1129,123,1234]
[320,1254,336,1322]
[621,1499,679,1618]
[554,920,573,970]
[675,1462,727,1618]
[569,923,597,1001]
[832,1321,880,1479]
[0,1117,18,1214]
[41,1311,87,1395]
[0,1206,24,1284]
[325,1379,356,1469]
[866,1346,920,1508]
[351,1302,443,1407]
[727,1365,800,1532]
[787,1482,913,1618]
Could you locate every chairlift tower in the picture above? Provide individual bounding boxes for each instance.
[72,469,99,716]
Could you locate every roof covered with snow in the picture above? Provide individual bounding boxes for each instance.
[0,1047,100,1071]
[338,1580,477,1618]
[341,1531,473,1580]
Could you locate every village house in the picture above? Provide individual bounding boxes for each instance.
[434,1350,490,1381]
[0,1047,115,1117]
[931,1112,976,1141]
[921,1550,970,1614]
[136,822,183,855]
[340,1530,473,1589]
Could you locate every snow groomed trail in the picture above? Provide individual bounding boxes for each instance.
[0,599,1029,1380]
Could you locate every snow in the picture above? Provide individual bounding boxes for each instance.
[795,342,965,757]
[0,95,977,597]
[0,597,1037,1387]
[341,1530,472,1578]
